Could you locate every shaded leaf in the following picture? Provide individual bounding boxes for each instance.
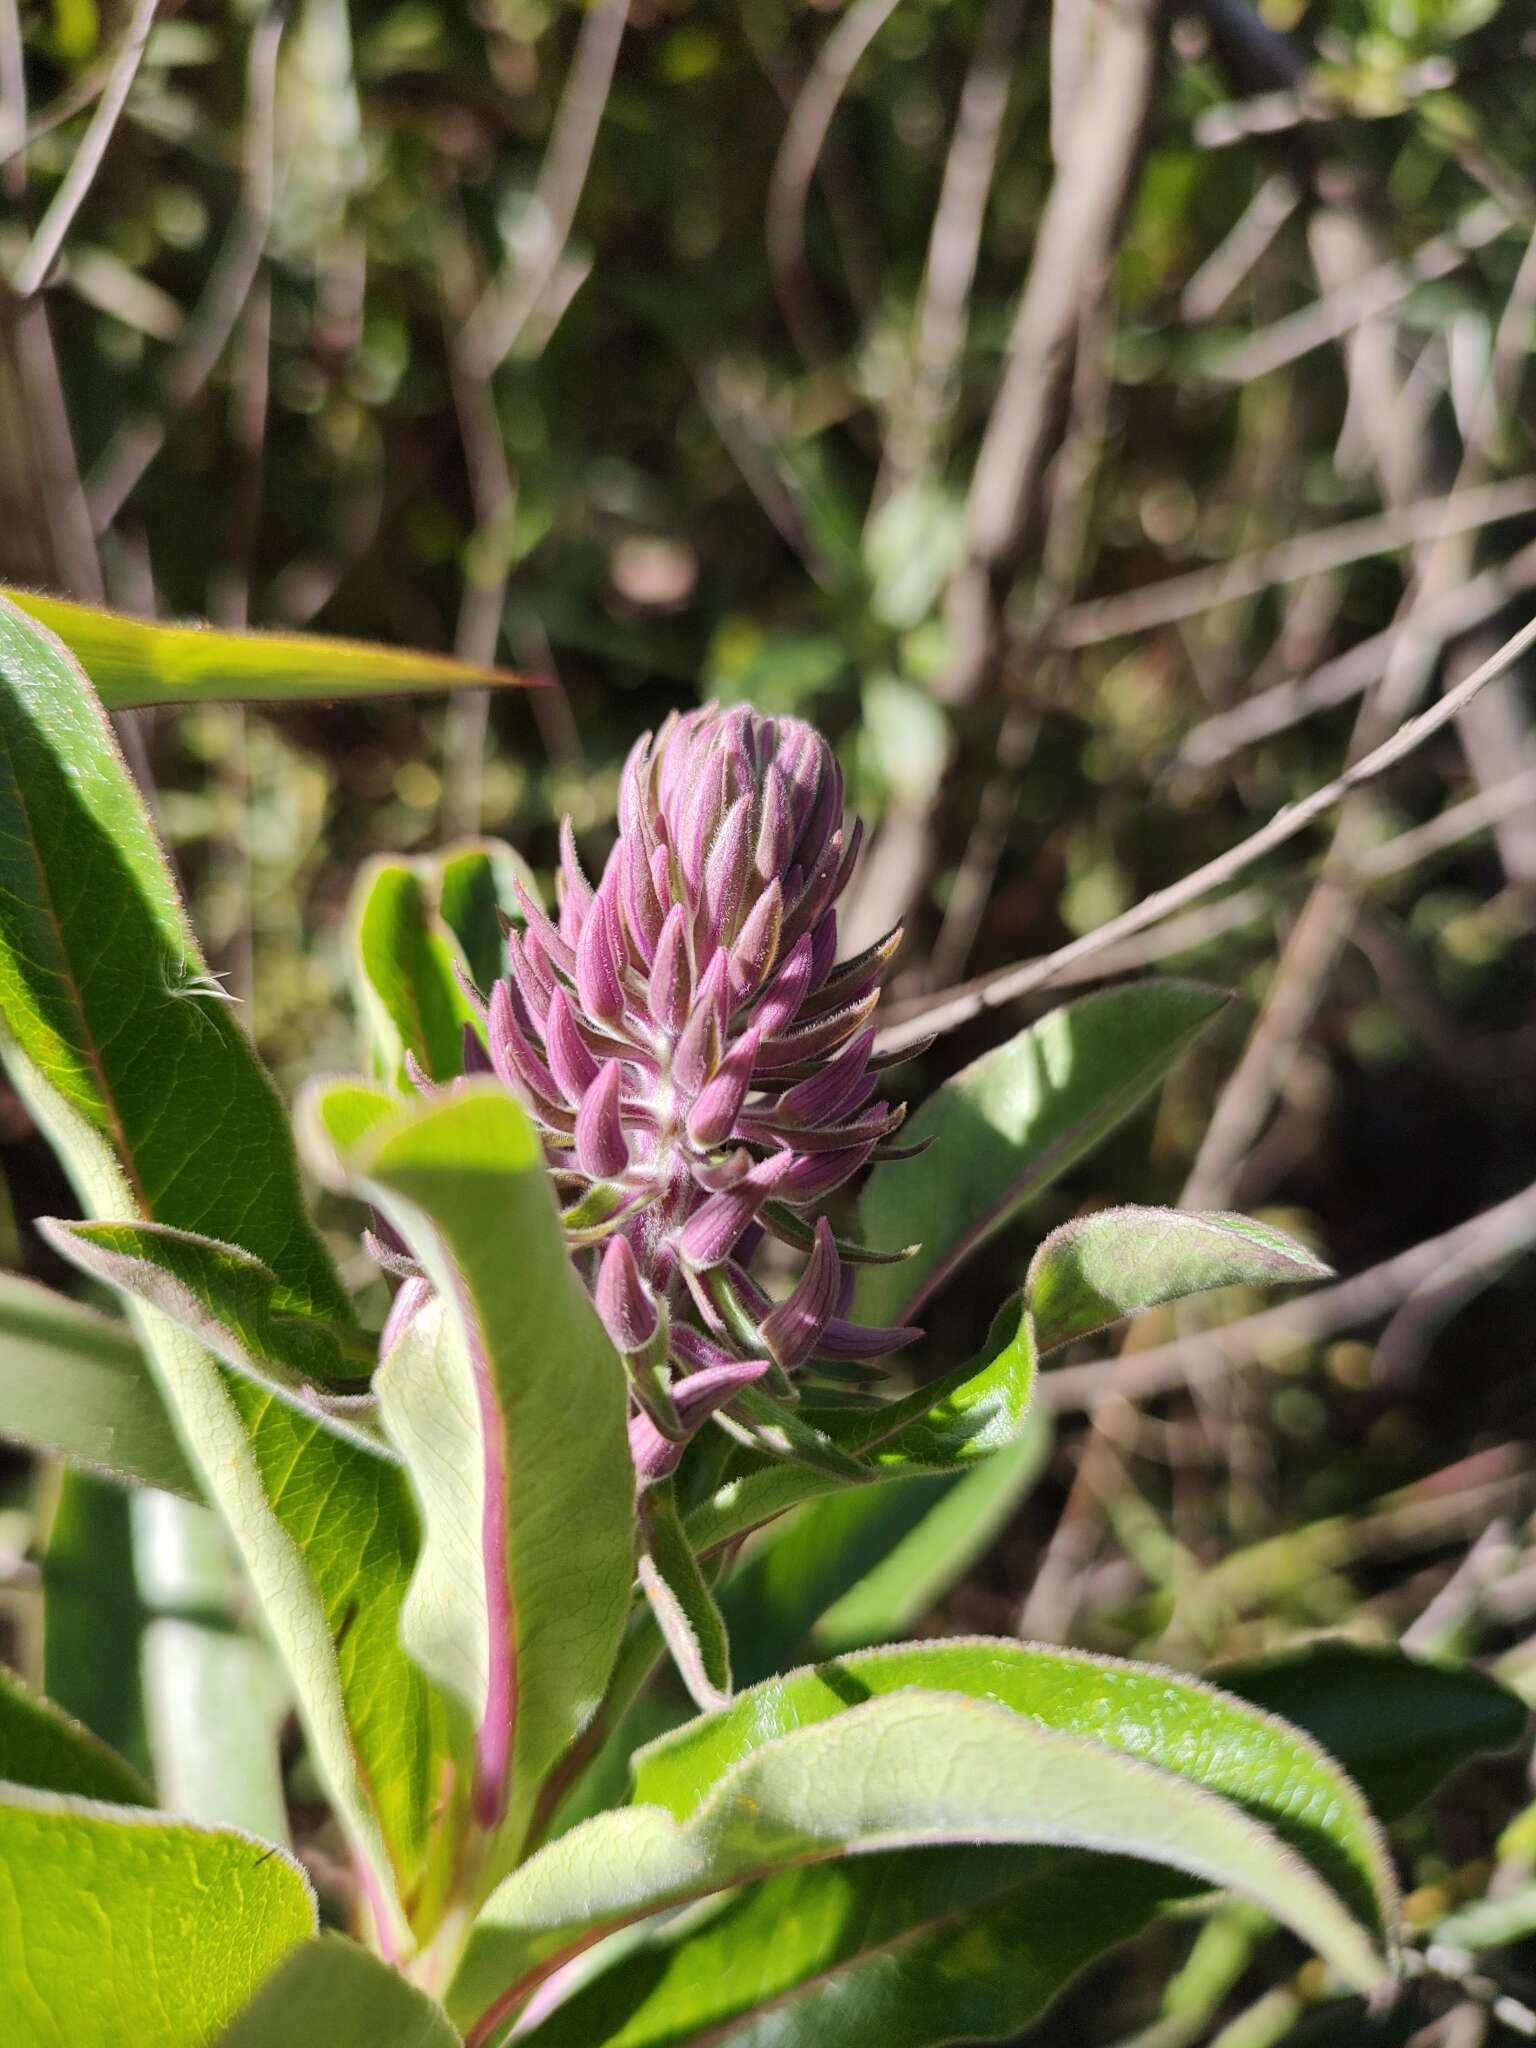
[1027,1206,1332,1353]
[513,1849,1177,2048]
[2,586,530,710]
[632,1637,1394,1947]
[682,1295,1037,1563]
[42,1471,148,1771]
[0,1783,315,2046]
[0,1665,150,1806]
[1217,1640,1528,1822]
[859,982,1228,1324]
[216,1933,462,2047]
[0,1271,197,1498]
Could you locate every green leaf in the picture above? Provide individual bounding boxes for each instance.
[216,1934,462,2047]
[44,1220,387,1453]
[1027,1207,1332,1352]
[632,1638,1394,1947]
[0,1783,316,2047]
[449,1681,1391,2037]
[639,1482,733,1711]
[42,1471,148,1770]
[314,1082,635,1869]
[682,1294,1038,1563]
[351,858,481,1086]
[0,1665,150,1805]
[0,1270,198,1497]
[858,982,1229,1325]
[0,595,436,1939]
[1216,1640,1529,1822]
[723,1403,1051,1684]
[434,841,537,997]
[1,586,529,710]
[513,1849,1177,2048]
[811,1417,1053,1653]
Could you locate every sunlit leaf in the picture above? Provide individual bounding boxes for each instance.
[1,587,531,710]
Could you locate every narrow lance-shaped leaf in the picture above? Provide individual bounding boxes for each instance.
[638,1482,732,1712]
[0,1270,198,1498]
[1,586,532,709]
[858,981,1229,1324]
[309,1083,636,1875]
[631,1637,1395,1947]
[0,595,436,1940]
[0,1784,316,2046]
[495,1636,1401,2047]
[449,1685,1391,2041]
[1027,1206,1332,1353]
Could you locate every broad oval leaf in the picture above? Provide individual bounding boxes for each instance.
[448,1686,1391,2040]
[1027,1206,1332,1352]
[1,586,530,709]
[0,596,436,1939]
[0,1270,198,1498]
[0,1666,150,1806]
[0,1783,316,2046]
[312,1083,636,1873]
[216,1933,462,2047]
[858,981,1229,1324]
[631,1637,1395,1948]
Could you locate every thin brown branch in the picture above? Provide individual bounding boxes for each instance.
[11,0,160,299]
[1176,538,1536,770]
[942,0,1168,702]
[875,608,1536,1054]
[881,0,1026,493]
[88,0,289,531]
[764,0,902,371]
[1054,473,1536,649]
[458,0,630,381]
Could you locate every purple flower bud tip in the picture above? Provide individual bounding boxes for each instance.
[575,1060,629,1180]
[595,1234,659,1354]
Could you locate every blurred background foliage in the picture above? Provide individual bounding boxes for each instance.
[5,0,1536,2038]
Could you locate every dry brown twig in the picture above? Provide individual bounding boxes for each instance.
[764,0,903,372]
[442,0,628,836]
[942,0,1168,703]
[88,1,289,534]
[878,606,1536,1056]
[1053,473,1536,648]
[10,0,160,299]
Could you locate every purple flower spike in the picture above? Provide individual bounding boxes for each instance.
[383,703,918,1483]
